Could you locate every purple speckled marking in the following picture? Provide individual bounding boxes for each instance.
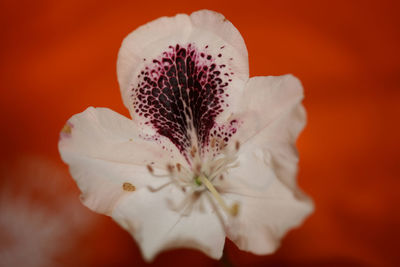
[132,44,236,159]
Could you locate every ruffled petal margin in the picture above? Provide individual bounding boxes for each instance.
[221,146,313,254]
[59,107,226,261]
[112,186,226,261]
[221,74,313,254]
[234,74,307,189]
[58,107,186,214]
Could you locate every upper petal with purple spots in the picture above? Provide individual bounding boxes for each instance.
[132,44,237,160]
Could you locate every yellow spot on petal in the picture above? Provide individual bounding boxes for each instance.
[61,124,71,134]
[123,182,136,192]
[129,138,133,141]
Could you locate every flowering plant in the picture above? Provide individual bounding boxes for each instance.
[59,10,313,261]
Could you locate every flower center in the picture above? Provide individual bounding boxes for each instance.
[147,141,241,217]
[197,175,239,216]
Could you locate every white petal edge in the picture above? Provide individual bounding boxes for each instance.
[218,74,313,254]
[58,107,186,214]
[233,74,306,189]
[112,185,226,261]
[117,10,249,122]
[222,148,313,255]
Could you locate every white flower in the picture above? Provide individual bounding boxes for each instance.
[58,10,313,261]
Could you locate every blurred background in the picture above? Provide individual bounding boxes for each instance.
[0,0,399,266]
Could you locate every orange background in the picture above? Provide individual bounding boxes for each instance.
[1,0,399,266]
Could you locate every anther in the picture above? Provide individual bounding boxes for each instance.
[146,165,154,174]
[167,164,174,173]
[176,163,181,172]
[235,141,240,151]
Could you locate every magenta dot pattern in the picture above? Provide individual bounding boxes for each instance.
[132,44,234,158]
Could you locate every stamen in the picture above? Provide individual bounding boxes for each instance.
[198,175,239,217]
[147,181,172,192]
[168,188,195,212]
[176,164,192,180]
[146,164,171,178]
[208,153,238,181]
[209,161,238,181]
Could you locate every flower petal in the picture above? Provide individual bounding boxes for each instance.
[222,147,313,255]
[117,10,249,157]
[117,9,248,109]
[58,107,186,214]
[219,74,313,254]
[112,185,226,261]
[234,74,306,189]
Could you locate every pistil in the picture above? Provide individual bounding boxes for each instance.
[198,175,239,217]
